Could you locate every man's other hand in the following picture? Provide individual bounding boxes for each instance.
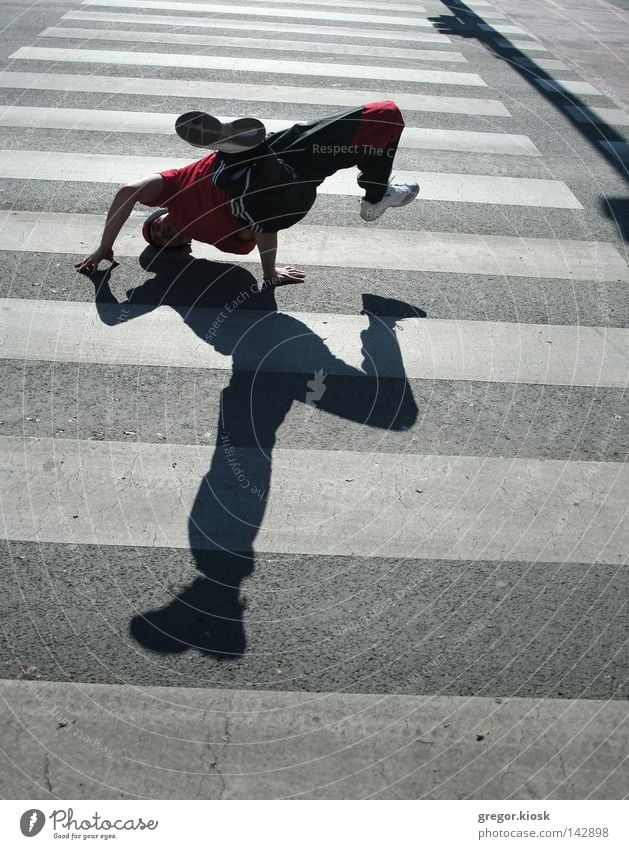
[75,246,118,274]
[263,265,306,287]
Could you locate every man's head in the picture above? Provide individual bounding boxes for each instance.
[142,209,191,249]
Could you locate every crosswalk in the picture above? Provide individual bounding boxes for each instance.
[6,211,627,279]
[0,151,588,207]
[77,0,450,27]
[0,107,541,153]
[0,70,510,114]
[61,10,455,42]
[1,151,584,206]
[3,296,626,384]
[39,26,469,62]
[3,434,627,561]
[0,0,627,800]
[9,47,488,85]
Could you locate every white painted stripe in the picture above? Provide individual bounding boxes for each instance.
[0,107,538,155]
[479,23,529,35]
[1,434,626,563]
[3,212,627,282]
[9,47,488,87]
[599,141,629,162]
[126,0,503,20]
[537,79,603,96]
[3,299,625,388]
[78,0,497,14]
[494,38,547,51]
[40,26,467,63]
[512,57,570,71]
[566,105,629,127]
[80,0,437,27]
[403,127,537,155]
[417,0,507,16]
[0,148,166,181]
[198,0,430,12]
[455,8,508,20]
[0,149,581,208]
[155,0,431,13]
[63,11,453,44]
[270,0,499,11]
[327,168,581,207]
[6,680,622,801]
[0,71,510,117]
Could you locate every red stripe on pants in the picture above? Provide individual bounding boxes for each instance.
[350,101,404,150]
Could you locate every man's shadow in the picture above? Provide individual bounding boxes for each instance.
[90,250,423,660]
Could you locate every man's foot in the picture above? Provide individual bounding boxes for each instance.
[175,111,266,153]
[360,182,419,222]
[129,576,247,660]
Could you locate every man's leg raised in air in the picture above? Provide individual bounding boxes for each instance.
[262,101,419,221]
[175,104,417,223]
[350,101,419,221]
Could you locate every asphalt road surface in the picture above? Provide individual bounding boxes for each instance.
[0,0,627,800]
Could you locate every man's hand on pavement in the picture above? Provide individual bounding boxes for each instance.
[74,246,118,274]
[262,265,306,288]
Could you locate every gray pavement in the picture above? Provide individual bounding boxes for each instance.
[0,0,627,799]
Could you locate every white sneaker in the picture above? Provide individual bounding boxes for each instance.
[360,182,419,222]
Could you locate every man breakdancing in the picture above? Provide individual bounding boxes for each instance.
[75,100,419,286]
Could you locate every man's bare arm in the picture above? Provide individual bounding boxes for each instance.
[74,173,164,273]
[254,231,305,287]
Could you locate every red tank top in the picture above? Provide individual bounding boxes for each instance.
[149,153,256,255]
